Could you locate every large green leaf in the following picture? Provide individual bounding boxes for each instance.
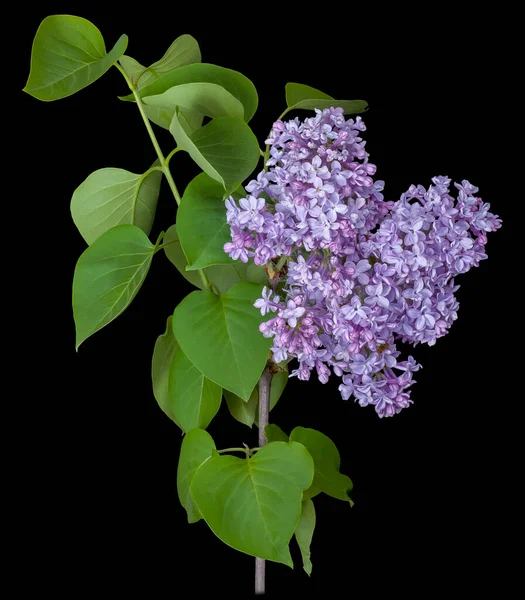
[162,225,266,293]
[73,224,156,349]
[295,498,316,576]
[285,82,368,114]
[177,428,215,523]
[170,112,260,197]
[123,63,258,122]
[142,82,244,130]
[224,369,288,428]
[24,15,128,101]
[172,282,271,401]
[120,34,200,89]
[177,173,235,270]
[289,427,353,502]
[190,441,314,565]
[151,316,179,426]
[71,165,161,245]
[169,346,222,432]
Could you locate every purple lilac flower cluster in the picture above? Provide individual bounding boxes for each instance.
[224,108,501,418]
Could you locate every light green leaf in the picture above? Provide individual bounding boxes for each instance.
[224,368,287,428]
[289,427,353,502]
[162,225,266,293]
[190,441,314,565]
[172,282,271,400]
[73,224,156,349]
[151,316,180,426]
[142,82,244,130]
[295,498,316,576]
[285,82,368,114]
[120,34,201,90]
[71,165,162,245]
[177,173,235,270]
[264,423,289,443]
[169,346,222,432]
[170,112,260,197]
[124,63,258,122]
[177,428,215,523]
[24,15,128,101]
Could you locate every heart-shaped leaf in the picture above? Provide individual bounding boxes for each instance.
[73,224,157,349]
[177,428,216,523]
[24,15,128,101]
[162,225,266,293]
[285,82,368,114]
[289,427,353,502]
[169,346,222,432]
[295,498,316,576]
[71,165,162,245]
[172,282,270,400]
[190,441,314,565]
[170,112,260,197]
[264,423,289,443]
[151,316,180,426]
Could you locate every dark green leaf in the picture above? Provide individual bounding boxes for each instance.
[285,82,368,114]
[169,346,222,432]
[24,15,127,101]
[170,112,260,197]
[289,427,353,502]
[295,498,316,575]
[71,165,161,245]
[177,428,215,523]
[172,282,271,400]
[73,224,156,349]
[190,441,314,565]
[151,316,180,426]
[265,423,289,443]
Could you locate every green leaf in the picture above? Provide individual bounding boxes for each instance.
[177,428,215,523]
[285,82,368,114]
[177,173,235,270]
[224,388,257,428]
[224,369,287,428]
[169,346,222,432]
[170,112,260,197]
[73,224,156,349]
[172,282,271,401]
[302,486,321,500]
[71,165,162,245]
[190,441,314,565]
[142,82,244,130]
[289,427,353,502]
[24,15,128,101]
[295,498,316,576]
[264,423,289,443]
[151,316,180,426]
[162,225,266,293]
[124,63,258,122]
[120,34,201,90]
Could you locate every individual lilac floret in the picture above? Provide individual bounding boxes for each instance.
[224,107,501,418]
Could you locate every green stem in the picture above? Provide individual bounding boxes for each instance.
[115,62,181,204]
[217,447,250,455]
[166,147,183,166]
[114,61,213,292]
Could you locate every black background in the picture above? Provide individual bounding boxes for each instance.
[15,6,517,598]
